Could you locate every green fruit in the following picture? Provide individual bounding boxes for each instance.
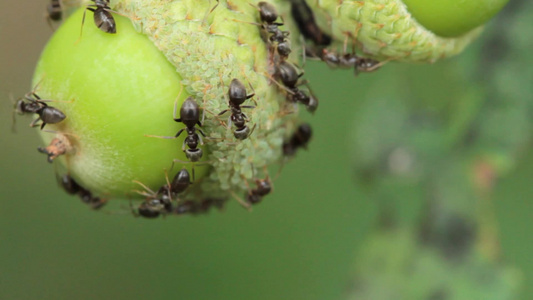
[402,0,510,37]
[34,9,204,197]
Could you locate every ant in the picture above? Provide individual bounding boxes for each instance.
[218,78,256,140]
[255,2,291,60]
[81,0,117,35]
[167,168,192,196]
[132,182,172,219]
[290,0,332,47]
[275,61,318,112]
[173,198,226,215]
[14,92,66,130]
[321,49,384,75]
[46,0,62,28]
[134,198,169,219]
[283,123,312,156]
[146,97,206,162]
[258,2,288,43]
[132,168,192,218]
[59,174,107,209]
[246,177,272,205]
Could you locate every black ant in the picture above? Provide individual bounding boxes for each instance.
[246,177,272,205]
[173,98,206,162]
[283,123,312,156]
[257,2,288,43]
[321,49,384,75]
[256,2,291,60]
[132,168,192,218]
[173,198,225,215]
[275,61,318,112]
[132,182,172,219]
[82,0,116,35]
[59,174,107,209]
[168,168,192,196]
[218,78,256,140]
[46,0,62,28]
[290,0,332,47]
[146,97,206,162]
[134,198,169,219]
[14,92,66,130]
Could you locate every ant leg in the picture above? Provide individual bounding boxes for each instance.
[230,190,252,211]
[227,115,232,129]
[217,109,230,116]
[76,6,96,44]
[203,0,219,24]
[163,169,173,201]
[132,180,157,196]
[9,94,18,133]
[261,72,295,95]
[173,84,184,119]
[248,123,257,137]
[198,128,207,138]
[29,117,42,128]
[144,134,178,139]
[129,198,140,217]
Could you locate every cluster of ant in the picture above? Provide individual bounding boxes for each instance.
[289,0,384,75]
[122,1,315,217]
[253,2,319,113]
[15,0,315,218]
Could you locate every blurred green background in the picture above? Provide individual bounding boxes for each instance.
[0,1,531,299]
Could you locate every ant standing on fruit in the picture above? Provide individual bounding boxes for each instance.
[146,97,206,163]
[14,91,66,130]
[59,174,107,209]
[218,78,256,140]
[81,0,117,36]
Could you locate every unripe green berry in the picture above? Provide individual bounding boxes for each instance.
[401,0,510,37]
